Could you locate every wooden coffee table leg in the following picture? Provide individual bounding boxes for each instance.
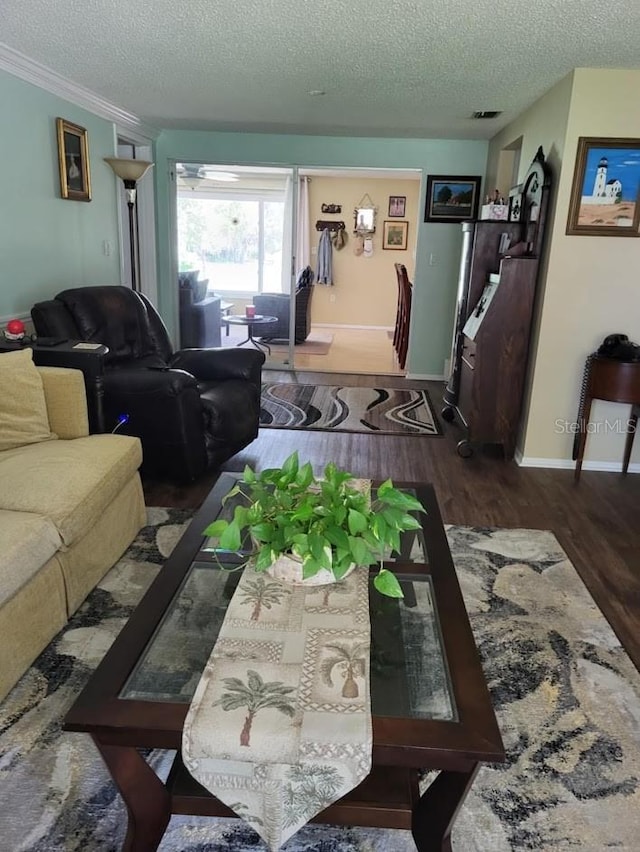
[411,764,479,852]
[93,737,171,851]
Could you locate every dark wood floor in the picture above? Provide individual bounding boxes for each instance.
[143,371,640,674]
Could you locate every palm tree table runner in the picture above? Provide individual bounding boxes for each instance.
[182,564,372,851]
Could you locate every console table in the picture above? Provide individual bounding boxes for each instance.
[573,355,640,481]
[0,339,108,433]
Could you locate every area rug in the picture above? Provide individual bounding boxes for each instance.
[1,513,639,851]
[260,384,442,435]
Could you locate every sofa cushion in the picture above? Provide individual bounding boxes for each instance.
[0,434,142,547]
[0,349,57,451]
[39,367,89,439]
[0,510,61,606]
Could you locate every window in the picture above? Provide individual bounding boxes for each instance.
[177,192,285,294]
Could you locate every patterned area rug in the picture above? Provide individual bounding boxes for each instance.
[260,384,442,435]
[1,512,639,851]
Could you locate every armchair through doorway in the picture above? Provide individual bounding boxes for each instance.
[254,266,314,344]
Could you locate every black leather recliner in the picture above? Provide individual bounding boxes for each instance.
[31,286,265,482]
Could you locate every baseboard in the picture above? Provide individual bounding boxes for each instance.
[517,454,640,474]
[313,323,393,331]
[406,373,446,381]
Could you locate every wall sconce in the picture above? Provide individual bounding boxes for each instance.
[104,157,154,293]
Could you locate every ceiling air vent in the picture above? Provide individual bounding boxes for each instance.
[472,110,502,119]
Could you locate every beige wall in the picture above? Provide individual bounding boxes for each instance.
[307,175,421,327]
[486,72,575,459]
[520,69,640,467]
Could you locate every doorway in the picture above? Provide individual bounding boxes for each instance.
[175,164,295,368]
[173,164,422,375]
[297,167,421,376]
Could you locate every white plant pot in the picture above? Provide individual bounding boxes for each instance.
[266,550,355,586]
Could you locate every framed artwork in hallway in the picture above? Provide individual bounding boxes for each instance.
[382,220,408,250]
[56,118,91,202]
[388,195,406,217]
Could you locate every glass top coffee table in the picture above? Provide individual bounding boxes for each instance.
[65,475,504,851]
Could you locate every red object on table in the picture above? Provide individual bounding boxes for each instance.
[245,305,256,318]
[5,319,26,340]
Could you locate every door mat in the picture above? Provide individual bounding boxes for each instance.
[259,383,442,435]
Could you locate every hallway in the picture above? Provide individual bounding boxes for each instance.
[224,323,406,376]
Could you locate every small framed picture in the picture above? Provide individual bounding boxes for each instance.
[382,220,408,250]
[388,195,406,217]
[508,184,523,222]
[424,175,481,223]
[566,136,640,236]
[56,118,91,202]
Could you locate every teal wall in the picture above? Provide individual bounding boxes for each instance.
[0,71,121,320]
[0,64,488,374]
[155,131,488,375]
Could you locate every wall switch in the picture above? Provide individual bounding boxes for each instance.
[103,240,112,256]
[311,246,317,255]
[429,252,436,266]
[330,293,336,303]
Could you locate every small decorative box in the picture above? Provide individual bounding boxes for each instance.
[480,204,509,221]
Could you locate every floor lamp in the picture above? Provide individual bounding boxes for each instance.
[104,158,154,293]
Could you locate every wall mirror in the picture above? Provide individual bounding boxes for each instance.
[354,193,377,234]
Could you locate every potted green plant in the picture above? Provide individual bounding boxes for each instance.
[203,451,425,598]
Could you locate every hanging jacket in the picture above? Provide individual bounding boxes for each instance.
[316,228,333,285]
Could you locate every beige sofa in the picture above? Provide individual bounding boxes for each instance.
[0,361,145,702]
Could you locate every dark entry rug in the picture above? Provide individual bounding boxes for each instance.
[1,512,639,850]
[260,383,442,435]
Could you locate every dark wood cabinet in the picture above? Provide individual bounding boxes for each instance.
[454,258,538,457]
[442,147,551,458]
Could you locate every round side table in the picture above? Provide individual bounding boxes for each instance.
[226,315,278,354]
[573,355,640,481]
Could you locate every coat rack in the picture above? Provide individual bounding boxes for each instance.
[315,220,346,232]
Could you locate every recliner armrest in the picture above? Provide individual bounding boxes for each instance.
[170,348,265,385]
[104,366,199,395]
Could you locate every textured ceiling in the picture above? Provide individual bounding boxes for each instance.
[3,0,640,139]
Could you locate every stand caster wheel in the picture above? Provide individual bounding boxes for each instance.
[441,406,455,422]
[457,440,473,458]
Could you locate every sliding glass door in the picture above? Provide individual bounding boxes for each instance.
[175,164,296,369]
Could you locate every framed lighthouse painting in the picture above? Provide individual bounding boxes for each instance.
[566,137,640,236]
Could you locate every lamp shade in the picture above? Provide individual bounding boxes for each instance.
[104,158,154,182]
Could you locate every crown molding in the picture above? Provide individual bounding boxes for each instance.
[0,41,159,140]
